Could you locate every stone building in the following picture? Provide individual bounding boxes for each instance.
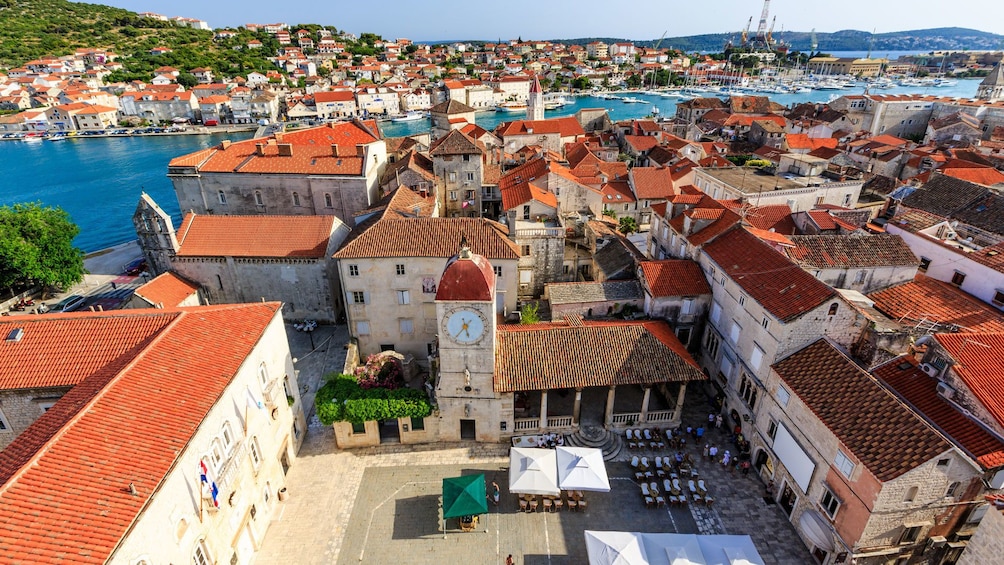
[133,198,350,322]
[544,280,644,320]
[829,94,934,139]
[693,166,863,213]
[756,339,984,565]
[637,259,712,351]
[167,121,387,226]
[430,129,486,218]
[429,99,477,140]
[495,117,585,156]
[125,271,202,309]
[0,303,305,564]
[782,234,920,294]
[976,63,1004,103]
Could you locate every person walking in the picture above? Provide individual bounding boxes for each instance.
[506,554,514,565]
[490,481,500,506]
[708,412,716,426]
[715,414,723,429]
[703,444,710,460]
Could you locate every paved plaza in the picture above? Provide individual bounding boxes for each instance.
[257,327,814,564]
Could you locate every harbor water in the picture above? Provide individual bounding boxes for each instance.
[0,80,980,252]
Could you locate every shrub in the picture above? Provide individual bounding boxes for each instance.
[314,371,432,426]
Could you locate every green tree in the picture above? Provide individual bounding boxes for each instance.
[618,216,639,235]
[519,302,540,324]
[572,76,591,90]
[0,202,84,292]
[176,72,197,88]
[626,74,642,88]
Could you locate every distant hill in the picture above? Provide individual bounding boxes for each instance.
[558,27,1004,53]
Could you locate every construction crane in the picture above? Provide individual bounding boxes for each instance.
[648,31,668,88]
[741,17,752,45]
[766,15,776,49]
[756,0,771,37]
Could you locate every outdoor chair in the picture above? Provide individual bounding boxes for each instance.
[529,498,538,512]
[643,429,653,441]
[640,482,651,496]
[635,471,646,481]
[704,495,715,507]
[553,497,563,512]
[644,496,655,508]
[630,456,640,469]
[693,493,704,505]
[655,494,666,507]
[567,499,577,511]
[578,499,588,512]
[518,498,528,512]
[688,480,698,494]
[698,480,708,495]
[543,498,552,512]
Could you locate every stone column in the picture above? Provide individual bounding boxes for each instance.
[640,386,652,423]
[539,390,548,430]
[672,383,688,422]
[572,388,583,425]
[604,386,616,427]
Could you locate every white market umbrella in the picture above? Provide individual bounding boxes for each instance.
[509,447,560,496]
[584,530,649,565]
[640,533,706,565]
[556,446,611,492]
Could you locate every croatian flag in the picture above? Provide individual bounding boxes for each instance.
[199,459,220,509]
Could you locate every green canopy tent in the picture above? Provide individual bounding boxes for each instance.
[442,474,489,519]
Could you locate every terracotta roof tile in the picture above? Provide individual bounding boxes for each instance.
[495,320,704,392]
[873,357,1004,470]
[867,276,1004,334]
[773,340,951,481]
[133,272,201,307]
[176,214,336,258]
[0,303,281,563]
[333,217,519,260]
[704,228,837,322]
[807,210,838,230]
[784,234,919,268]
[496,117,584,138]
[934,333,1004,429]
[630,167,676,200]
[499,158,556,210]
[638,260,711,297]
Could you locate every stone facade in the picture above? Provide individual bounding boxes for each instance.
[433,152,484,218]
[958,505,1004,565]
[0,386,72,450]
[694,168,863,213]
[108,312,305,564]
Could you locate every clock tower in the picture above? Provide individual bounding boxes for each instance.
[435,237,504,442]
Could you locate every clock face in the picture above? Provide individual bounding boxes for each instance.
[445,308,486,344]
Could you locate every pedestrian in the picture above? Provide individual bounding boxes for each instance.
[709,445,719,460]
[490,481,500,506]
[741,461,751,475]
[708,412,715,425]
[715,414,723,429]
[111,281,117,290]
[703,444,710,460]
[696,426,704,440]
[506,554,514,565]
[721,450,731,467]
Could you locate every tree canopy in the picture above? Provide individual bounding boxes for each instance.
[0,202,85,291]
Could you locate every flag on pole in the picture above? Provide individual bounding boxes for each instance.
[199,459,220,509]
[246,386,263,410]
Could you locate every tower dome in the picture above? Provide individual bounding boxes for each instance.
[435,236,496,302]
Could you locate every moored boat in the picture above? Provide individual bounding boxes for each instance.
[390,111,427,122]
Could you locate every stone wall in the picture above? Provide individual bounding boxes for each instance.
[0,386,72,450]
[958,505,1004,565]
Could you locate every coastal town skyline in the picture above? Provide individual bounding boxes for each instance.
[93,0,1004,42]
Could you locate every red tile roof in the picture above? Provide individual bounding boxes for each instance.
[436,253,496,302]
[638,260,711,297]
[623,135,660,153]
[0,303,281,563]
[333,217,519,260]
[704,228,837,322]
[176,214,336,258]
[498,158,556,210]
[807,210,838,230]
[133,272,201,307]
[495,320,704,392]
[935,333,1004,429]
[867,276,1004,334]
[496,117,584,138]
[773,339,951,481]
[784,234,919,268]
[600,180,635,204]
[631,167,676,200]
[873,357,1004,470]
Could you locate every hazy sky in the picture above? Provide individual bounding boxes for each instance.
[93,0,1003,42]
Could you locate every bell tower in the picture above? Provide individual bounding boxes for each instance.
[434,236,502,442]
[527,74,544,122]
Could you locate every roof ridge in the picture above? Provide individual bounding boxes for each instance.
[0,310,183,495]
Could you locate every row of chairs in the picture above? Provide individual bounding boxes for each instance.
[638,475,716,508]
[630,456,700,482]
[625,429,665,450]
[517,495,588,513]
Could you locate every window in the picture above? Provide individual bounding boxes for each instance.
[0,409,9,431]
[820,488,840,519]
[993,290,1004,307]
[937,458,950,468]
[521,245,531,256]
[351,422,366,434]
[292,192,301,206]
[494,266,502,277]
[395,290,410,305]
[761,316,769,330]
[710,301,721,324]
[217,190,227,204]
[853,270,866,284]
[400,319,414,334]
[776,386,790,407]
[827,303,838,316]
[324,193,333,208]
[395,264,405,276]
[676,327,692,347]
[738,294,746,306]
[217,274,224,290]
[348,265,359,277]
[623,204,629,212]
[254,190,263,205]
[221,422,234,453]
[210,439,224,471]
[945,481,960,498]
[462,154,471,162]
[767,419,778,440]
[449,191,458,201]
[952,271,966,286]
[193,541,210,565]
[749,344,764,370]
[834,450,855,478]
[706,331,721,361]
[258,363,268,388]
[351,291,366,304]
[740,374,758,409]
[898,525,921,545]
[719,276,725,287]
[249,436,262,469]
[843,194,852,207]
[466,172,475,181]
[729,320,741,344]
[682,298,695,315]
[904,486,918,502]
[356,321,370,335]
[448,172,457,182]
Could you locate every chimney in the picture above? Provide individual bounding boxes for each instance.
[274,131,284,142]
[255,143,266,156]
[220,139,231,150]
[278,143,293,157]
[331,145,340,157]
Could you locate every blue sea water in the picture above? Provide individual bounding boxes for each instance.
[0,79,980,252]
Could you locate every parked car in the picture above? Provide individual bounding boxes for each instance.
[123,257,147,276]
[50,295,86,313]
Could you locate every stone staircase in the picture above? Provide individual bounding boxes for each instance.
[563,425,624,461]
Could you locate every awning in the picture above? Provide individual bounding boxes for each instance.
[556,446,610,492]
[509,447,560,495]
[442,474,488,519]
[798,509,835,552]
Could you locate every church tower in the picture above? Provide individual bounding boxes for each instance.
[527,74,544,122]
[977,63,1004,103]
[434,237,504,442]
[132,193,180,277]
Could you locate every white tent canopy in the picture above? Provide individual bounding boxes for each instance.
[585,530,649,565]
[509,447,560,496]
[556,446,611,492]
[586,532,765,565]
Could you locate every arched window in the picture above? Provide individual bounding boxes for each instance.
[209,439,224,471]
[827,303,838,316]
[324,193,333,208]
[192,540,210,565]
[254,190,263,206]
[904,485,918,502]
[217,190,226,204]
[945,481,961,498]
[258,363,269,388]
[292,192,301,207]
[221,421,234,453]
